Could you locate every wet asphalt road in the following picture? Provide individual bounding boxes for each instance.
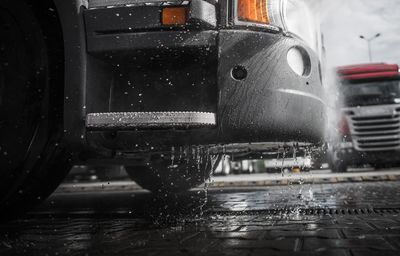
[1,171,400,255]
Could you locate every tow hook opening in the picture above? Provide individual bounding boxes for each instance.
[231,65,248,81]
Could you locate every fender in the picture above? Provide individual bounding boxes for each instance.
[53,0,88,152]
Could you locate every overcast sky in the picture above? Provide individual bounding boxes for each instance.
[320,0,400,68]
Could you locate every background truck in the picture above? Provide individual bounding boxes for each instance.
[329,63,400,172]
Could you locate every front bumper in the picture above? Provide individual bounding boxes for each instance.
[334,142,400,166]
[58,1,326,156]
[86,29,325,151]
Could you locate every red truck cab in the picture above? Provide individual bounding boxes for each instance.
[330,63,400,172]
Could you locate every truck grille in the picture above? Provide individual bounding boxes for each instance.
[348,106,400,151]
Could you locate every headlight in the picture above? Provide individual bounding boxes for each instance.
[236,0,318,49]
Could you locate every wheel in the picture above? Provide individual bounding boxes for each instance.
[327,148,347,173]
[311,144,328,170]
[252,160,265,173]
[126,150,220,193]
[220,156,231,176]
[230,161,242,175]
[330,160,347,173]
[0,0,70,216]
[373,163,391,170]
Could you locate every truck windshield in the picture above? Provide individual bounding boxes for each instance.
[341,79,400,107]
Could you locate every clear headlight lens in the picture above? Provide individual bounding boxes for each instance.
[236,0,318,49]
[284,0,317,49]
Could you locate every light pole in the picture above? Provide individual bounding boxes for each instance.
[359,33,381,62]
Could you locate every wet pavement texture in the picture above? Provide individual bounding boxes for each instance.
[1,179,400,255]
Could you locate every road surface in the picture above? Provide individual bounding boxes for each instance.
[1,169,400,255]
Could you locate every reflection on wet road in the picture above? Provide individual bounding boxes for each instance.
[1,171,400,255]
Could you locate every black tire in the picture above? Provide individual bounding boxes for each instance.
[126,151,220,193]
[220,156,231,176]
[330,161,347,173]
[252,160,265,173]
[0,0,70,216]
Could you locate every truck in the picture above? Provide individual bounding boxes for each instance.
[329,63,400,172]
[0,0,326,215]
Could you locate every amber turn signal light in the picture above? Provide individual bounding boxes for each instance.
[237,0,269,24]
[161,7,188,25]
[291,167,301,173]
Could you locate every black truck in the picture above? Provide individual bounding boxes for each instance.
[0,0,326,214]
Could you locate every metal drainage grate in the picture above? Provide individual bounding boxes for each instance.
[208,208,400,216]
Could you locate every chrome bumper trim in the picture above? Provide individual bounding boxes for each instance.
[86,111,216,129]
